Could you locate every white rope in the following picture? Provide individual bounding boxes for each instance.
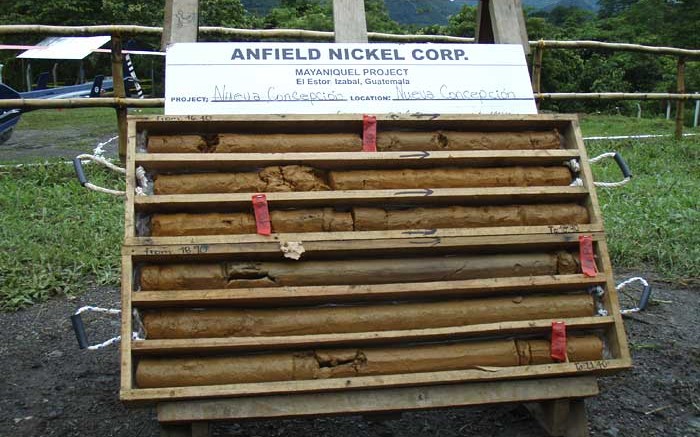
[616,277,649,290]
[565,159,581,173]
[73,306,142,350]
[618,277,651,315]
[74,305,121,315]
[135,166,148,196]
[74,154,147,197]
[75,153,126,174]
[589,152,632,188]
[589,285,605,297]
[92,135,118,158]
[84,182,126,196]
[569,178,583,187]
[584,133,699,141]
[594,178,631,188]
[589,152,617,163]
[87,332,142,351]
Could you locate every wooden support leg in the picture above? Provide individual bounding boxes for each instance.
[566,399,590,437]
[160,422,210,437]
[525,398,589,437]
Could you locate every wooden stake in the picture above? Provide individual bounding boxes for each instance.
[477,0,530,54]
[161,0,199,50]
[532,42,544,110]
[333,0,368,43]
[675,57,686,140]
[111,34,127,162]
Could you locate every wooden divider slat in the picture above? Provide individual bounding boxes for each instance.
[131,316,614,355]
[125,232,601,260]
[120,358,630,405]
[135,186,589,212]
[132,274,605,307]
[156,377,599,423]
[136,149,581,171]
[127,224,602,248]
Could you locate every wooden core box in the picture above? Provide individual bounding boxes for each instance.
[120,114,631,410]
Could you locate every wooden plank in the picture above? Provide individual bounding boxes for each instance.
[121,358,627,405]
[675,57,686,140]
[132,274,606,307]
[135,149,581,172]
[476,0,495,44]
[566,399,591,437]
[134,187,590,213]
[120,255,134,396]
[526,399,570,435]
[131,316,615,355]
[111,35,128,162]
[490,0,530,54]
[125,221,603,247]
[124,232,603,261]
[157,376,598,422]
[333,0,368,43]
[129,114,579,137]
[477,1,529,54]
[124,119,137,240]
[595,238,630,361]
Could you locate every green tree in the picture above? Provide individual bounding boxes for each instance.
[264,0,333,31]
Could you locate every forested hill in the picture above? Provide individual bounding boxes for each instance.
[242,1,600,25]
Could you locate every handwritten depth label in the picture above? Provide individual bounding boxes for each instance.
[165,42,537,115]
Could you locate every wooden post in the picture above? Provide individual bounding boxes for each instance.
[162,0,199,50]
[531,42,544,109]
[476,0,530,55]
[333,0,368,43]
[111,34,128,162]
[526,398,590,437]
[675,57,685,140]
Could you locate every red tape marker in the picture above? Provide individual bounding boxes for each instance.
[252,194,271,236]
[363,114,377,152]
[579,235,598,277]
[550,321,567,362]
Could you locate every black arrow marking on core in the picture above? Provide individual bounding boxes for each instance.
[393,188,434,196]
[402,229,438,236]
[399,151,430,159]
[409,237,441,247]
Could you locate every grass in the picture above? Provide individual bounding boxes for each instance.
[0,163,124,309]
[0,110,697,310]
[578,113,700,137]
[585,136,699,281]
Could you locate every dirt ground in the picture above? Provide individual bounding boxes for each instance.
[0,272,697,437]
[1,127,119,163]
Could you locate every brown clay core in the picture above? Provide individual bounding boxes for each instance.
[138,251,580,291]
[134,336,603,388]
[152,165,572,195]
[147,130,562,153]
[149,203,589,236]
[141,294,595,339]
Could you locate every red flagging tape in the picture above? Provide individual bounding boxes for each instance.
[550,321,567,362]
[363,114,377,152]
[579,235,598,277]
[252,194,271,236]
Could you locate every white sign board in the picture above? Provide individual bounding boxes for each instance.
[18,36,111,60]
[165,42,536,115]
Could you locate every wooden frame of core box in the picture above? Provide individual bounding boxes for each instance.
[119,114,631,434]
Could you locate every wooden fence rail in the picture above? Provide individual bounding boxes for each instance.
[1,24,699,141]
